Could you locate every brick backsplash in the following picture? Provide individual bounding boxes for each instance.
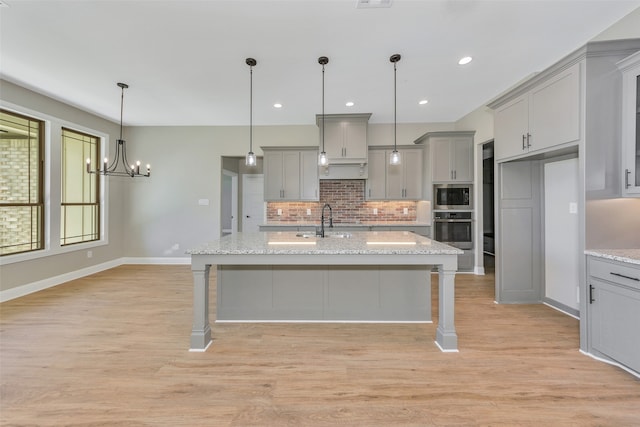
[266,180,417,223]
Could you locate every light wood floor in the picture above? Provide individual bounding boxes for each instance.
[1,265,639,426]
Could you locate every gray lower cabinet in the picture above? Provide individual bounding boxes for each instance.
[587,256,640,374]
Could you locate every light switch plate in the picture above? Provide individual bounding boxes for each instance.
[569,202,578,214]
[198,199,210,206]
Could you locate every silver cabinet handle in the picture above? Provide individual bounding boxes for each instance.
[625,169,631,189]
[522,134,526,150]
[527,133,531,148]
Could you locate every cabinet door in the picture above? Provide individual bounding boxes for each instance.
[494,94,529,161]
[322,121,344,161]
[431,138,454,182]
[403,148,423,199]
[529,62,581,153]
[621,57,640,196]
[264,151,284,200]
[281,151,301,200]
[386,152,404,199]
[451,138,473,182]
[589,278,640,373]
[300,150,319,201]
[343,121,368,161]
[366,150,386,200]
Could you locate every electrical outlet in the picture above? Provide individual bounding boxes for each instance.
[307,209,312,216]
[277,208,282,216]
[87,250,93,258]
[373,208,378,215]
[403,207,408,215]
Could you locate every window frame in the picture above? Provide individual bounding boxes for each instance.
[0,108,45,256]
[60,127,101,247]
[0,102,110,266]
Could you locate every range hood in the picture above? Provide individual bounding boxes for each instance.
[319,163,368,180]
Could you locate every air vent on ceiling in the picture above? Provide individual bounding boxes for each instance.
[356,0,392,9]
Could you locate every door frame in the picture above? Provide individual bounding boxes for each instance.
[221,169,238,237]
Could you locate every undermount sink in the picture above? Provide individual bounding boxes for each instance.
[294,232,353,239]
[326,232,352,238]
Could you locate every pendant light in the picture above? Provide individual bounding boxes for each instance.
[318,56,329,166]
[86,82,150,177]
[245,58,257,167]
[389,54,401,165]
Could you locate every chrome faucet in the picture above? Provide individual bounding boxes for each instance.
[319,203,333,237]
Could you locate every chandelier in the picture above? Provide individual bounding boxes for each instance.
[86,82,150,177]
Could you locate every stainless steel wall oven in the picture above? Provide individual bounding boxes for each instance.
[433,211,473,250]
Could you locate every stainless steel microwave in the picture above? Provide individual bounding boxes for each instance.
[433,184,472,210]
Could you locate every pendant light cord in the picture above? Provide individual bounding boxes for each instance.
[250,64,253,153]
[322,61,325,153]
[394,60,397,151]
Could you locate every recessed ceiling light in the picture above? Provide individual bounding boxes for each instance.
[345,101,355,107]
[458,56,473,65]
[419,99,428,105]
[273,103,282,108]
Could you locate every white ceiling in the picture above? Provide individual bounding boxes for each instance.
[1,0,639,127]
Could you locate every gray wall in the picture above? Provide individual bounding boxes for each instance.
[0,80,125,291]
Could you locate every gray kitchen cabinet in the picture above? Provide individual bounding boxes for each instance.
[367,147,422,200]
[492,62,581,162]
[587,256,640,374]
[618,51,640,197]
[263,147,318,201]
[366,149,386,200]
[430,135,473,182]
[317,113,371,164]
[387,148,423,199]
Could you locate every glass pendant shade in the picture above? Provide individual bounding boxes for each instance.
[389,149,401,165]
[246,151,256,166]
[319,151,328,166]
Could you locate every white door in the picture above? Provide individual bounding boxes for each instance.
[242,174,264,232]
[221,170,238,236]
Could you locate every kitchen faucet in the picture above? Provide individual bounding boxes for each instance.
[319,203,333,237]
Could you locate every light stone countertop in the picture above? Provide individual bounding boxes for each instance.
[585,249,640,266]
[260,221,431,228]
[187,231,460,256]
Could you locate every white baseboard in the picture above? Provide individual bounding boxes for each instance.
[1,256,191,303]
[0,258,123,302]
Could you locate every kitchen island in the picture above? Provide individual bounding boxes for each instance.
[187,231,462,352]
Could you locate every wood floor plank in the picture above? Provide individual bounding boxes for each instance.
[1,264,639,426]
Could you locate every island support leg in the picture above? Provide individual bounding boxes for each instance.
[435,266,458,352]
[190,262,212,351]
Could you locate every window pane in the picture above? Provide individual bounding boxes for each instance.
[60,204,98,245]
[0,205,42,255]
[0,109,44,256]
[61,128,99,246]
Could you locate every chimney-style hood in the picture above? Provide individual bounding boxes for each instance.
[319,163,368,180]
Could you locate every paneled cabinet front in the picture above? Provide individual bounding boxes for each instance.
[587,256,640,374]
[317,113,370,164]
[618,51,640,197]
[366,147,422,200]
[263,148,318,201]
[431,136,473,182]
[493,62,581,162]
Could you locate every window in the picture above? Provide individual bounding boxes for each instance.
[60,128,100,246]
[0,109,45,256]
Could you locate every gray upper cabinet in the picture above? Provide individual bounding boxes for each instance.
[414,131,474,184]
[618,51,640,197]
[492,62,581,162]
[263,147,318,201]
[367,147,422,200]
[366,149,386,200]
[431,136,473,182]
[317,113,371,164]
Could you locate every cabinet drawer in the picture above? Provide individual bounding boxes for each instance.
[589,257,640,290]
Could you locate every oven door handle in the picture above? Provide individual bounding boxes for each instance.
[433,219,472,223]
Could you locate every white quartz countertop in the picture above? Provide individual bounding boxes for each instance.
[585,249,640,266]
[187,231,460,256]
[260,221,431,227]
